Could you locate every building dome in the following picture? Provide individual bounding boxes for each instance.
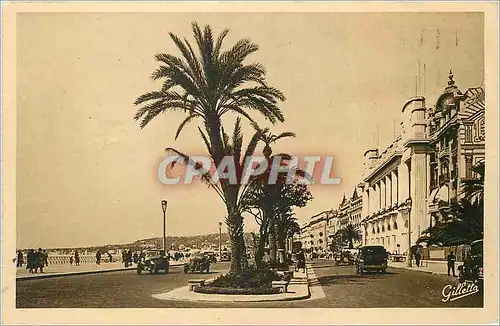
[434,69,463,115]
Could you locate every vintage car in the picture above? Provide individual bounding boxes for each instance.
[335,250,355,266]
[219,251,231,262]
[458,239,483,287]
[355,245,388,274]
[184,254,211,273]
[137,250,169,274]
[202,251,217,263]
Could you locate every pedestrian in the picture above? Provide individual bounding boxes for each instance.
[16,250,24,268]
[43,250,49,267]
[133,252,139,264]
[127,249,133,266]
[295,248,306,273]
[447,251,456,277]
[415,247,422,267]
[69,256,74,265]
[74,250,80,266]
[26,249,34,273]
[107,252,113,263]
[36,248,44,273]
[96,250,101,265]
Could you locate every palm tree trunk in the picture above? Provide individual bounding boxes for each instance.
[269,220,277,265]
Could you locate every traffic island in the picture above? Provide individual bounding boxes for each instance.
[152,269,311,302]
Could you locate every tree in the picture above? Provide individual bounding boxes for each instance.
[339,224,362,249]
[418,161,484,246]
[241,167,312,268]
[417,198,483,246]
[134,22,286,275]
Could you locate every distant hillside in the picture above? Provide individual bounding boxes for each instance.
[45,233,255,253]
[133,233,254,251]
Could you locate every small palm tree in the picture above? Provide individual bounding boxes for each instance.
[134,22,286,275]
[340,224,362,249]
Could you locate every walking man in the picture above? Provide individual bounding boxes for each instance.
[36,248,44,273]
[447,251,456,277]
[75,250,80,266]
[16,250,24,268]
[96,250,102,265]
[415,247,422,267]
[43,250,49,267]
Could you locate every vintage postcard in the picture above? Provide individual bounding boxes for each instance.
[1,1,499,325]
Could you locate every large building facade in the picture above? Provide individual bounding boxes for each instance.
[360,72,485,256]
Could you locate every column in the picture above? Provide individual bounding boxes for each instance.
[380,179,386,209]
[386,175,392,208]
[363,187,370,217]
[410,151,428,242]
[391,170,398,206]
[398,162,409,201]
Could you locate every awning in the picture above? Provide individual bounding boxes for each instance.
[436,185,449,203]
[429,188,439,203]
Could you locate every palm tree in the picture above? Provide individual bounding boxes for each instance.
[252,127,296,264]
[418,161,485,246]
[134,23,286,275]
[340,224,362,249]
[461,162,484,205]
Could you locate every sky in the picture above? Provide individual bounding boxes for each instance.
[16,12,484,248]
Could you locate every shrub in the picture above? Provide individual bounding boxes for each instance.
[194,287,280,295]
[208,268,281,289]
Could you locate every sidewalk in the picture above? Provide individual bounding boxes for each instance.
[16,260,185,280]
[389,260,457,277]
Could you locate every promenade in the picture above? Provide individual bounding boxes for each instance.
[16,260,186,279]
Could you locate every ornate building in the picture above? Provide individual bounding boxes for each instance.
[300,210,339,253]
[360,71,485,256]
[338,188,363,229]
[427,71,485,223]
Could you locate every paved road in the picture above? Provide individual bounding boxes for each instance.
[16,260,482,308]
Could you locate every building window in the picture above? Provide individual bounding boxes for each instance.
[377,227,380,233]
[381,225,385,232]
[387,223,391,231]
[393,222,398,229]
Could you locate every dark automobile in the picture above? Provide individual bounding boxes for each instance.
[219,251,231,262]
[458,239,483,287]
[137,250,169,274]
[184,254,211,273]
[335,250,355,266]
[356,245,388,274]
[203,251,217,263]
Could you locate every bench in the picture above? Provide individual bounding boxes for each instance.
[188,279,205,291]
[271,280,289,293]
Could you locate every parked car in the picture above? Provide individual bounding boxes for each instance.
[219,251,231,262]
[202,251,217,263]
[355,245,388,274]
[137,250,169,274]
[184,254,211,273]
[458,239,483,287]
[335,250,355,266]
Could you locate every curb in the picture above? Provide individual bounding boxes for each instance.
[16,262,186,281]
[390,265,448,276]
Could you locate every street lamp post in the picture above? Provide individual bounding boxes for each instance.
[406,198,413,267]
[218,221,223,260]
[161,200,167,253]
